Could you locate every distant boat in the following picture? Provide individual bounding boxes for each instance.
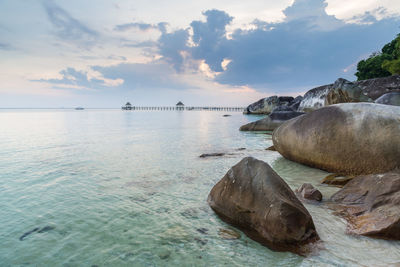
[75,107,84,110]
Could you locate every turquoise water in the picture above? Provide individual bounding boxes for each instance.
[0,110,399,266]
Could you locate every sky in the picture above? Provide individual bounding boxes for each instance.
[0,0,399,108]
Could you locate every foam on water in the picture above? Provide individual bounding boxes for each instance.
[0,109,399,266]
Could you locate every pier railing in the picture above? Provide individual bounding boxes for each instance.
[122,106,246,112]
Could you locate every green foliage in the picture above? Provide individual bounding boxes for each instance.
[355,34,400,80]
[382,58,400,75]
[355,54,392,80]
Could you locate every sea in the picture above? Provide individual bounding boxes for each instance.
[0,109,399,266]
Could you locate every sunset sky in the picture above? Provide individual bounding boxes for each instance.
[1,0,399,107]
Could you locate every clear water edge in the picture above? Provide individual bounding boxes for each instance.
[0,109,399,266]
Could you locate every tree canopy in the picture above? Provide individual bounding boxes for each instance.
[355,34,400,80]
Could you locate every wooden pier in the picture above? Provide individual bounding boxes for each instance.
[122,106,245,112]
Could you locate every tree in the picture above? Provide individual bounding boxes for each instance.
[382,35,400,75]
[355,53,392,80]
[355,34,400,80]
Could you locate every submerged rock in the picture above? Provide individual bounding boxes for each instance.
[375,92,400,106]
[218,228,241,240]
[321,174,353,187]
[19,228,39,241]
[208,157,319,254]
[273,103,400,175]
[196,228,208,235]
[199,153,225,158]
[243,96,294,114]
[330,171,400,239]
[38,226,55,233]
[295,183,322,202]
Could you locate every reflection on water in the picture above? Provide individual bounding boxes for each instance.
[0,109,399,266]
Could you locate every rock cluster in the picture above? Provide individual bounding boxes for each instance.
[298,75,400,112]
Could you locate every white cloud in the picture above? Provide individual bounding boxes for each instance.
[326,0,400,22]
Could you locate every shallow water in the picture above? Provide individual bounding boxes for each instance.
[0,109,399,266]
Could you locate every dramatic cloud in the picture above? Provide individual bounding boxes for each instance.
[190,10,233,72]
[157,28,190,71]
[30,0,400,100]
[152,0,400,91]
[43,0,98,47]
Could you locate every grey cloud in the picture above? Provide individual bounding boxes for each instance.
[114,22,157,31]
[154,0,400,92]
[157,28,189,71]
[0,42,13,50]
[43,0,98,47]
[93,62,191,90]
[36,0,400,95]
[114,21,168,33]
[34,67,103,89]
[36,62,192,91]
[190,10,233,72]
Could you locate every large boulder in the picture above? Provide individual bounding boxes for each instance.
[288,95,303,111]
[240,107,304,131]
[298,78,370,112]
[272,103,400,175]
[357,75,400,100]
[299,76,400,112]
[330,171,400,239]
[208,157,319,254]
[325,78,370,105]
[244,96,294,114]
[375,92,400,106]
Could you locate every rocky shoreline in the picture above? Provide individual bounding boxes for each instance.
[207,75,400,256]
[240,75,400,132]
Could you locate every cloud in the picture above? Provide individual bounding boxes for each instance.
[152,0,400,92]
[34,0,400,96]
[282,0,344,31]
[35,62,193,91]
[34,67,123,90]
[114,22,158,32]
[92,62,190,90]
[157,28,190,71]
[190,10,233,72]
[43,0,98,47]
[0,42,13,50]
[122,40,157,48]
